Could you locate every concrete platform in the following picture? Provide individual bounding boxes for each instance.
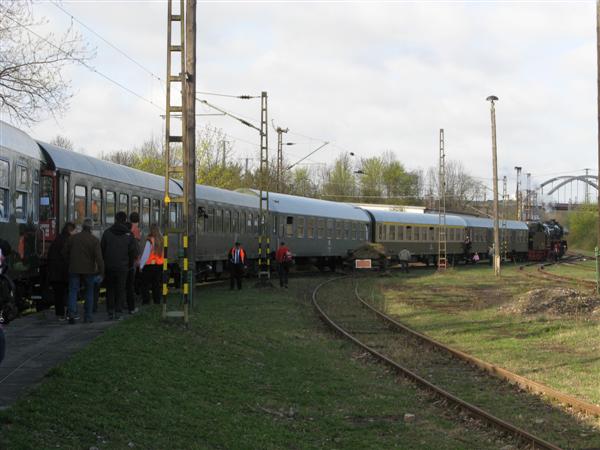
[0,310,121,409]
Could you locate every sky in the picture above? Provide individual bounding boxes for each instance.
[11,1,600,202]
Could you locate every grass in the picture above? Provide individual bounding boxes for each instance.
[371,265,600,410]
[0,278,509,450]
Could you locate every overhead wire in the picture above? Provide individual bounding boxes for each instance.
[5,14,163,112]
[51,1,164,85]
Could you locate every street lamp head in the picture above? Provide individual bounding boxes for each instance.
[486,95,499,102]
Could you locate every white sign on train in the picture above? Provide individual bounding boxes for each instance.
[355,259,372,269]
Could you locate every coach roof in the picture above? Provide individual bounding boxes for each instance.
[37,141,181,194]
[197,184,258,208]
[241,190,370,222]
[0,121,44,161]
[362,208,467,227]
[458,215,528,231]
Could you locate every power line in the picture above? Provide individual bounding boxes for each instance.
[197,91,260,99]
[51,1,164,84]
[5,14,163,111]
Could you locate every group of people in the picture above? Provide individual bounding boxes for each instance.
[47,212,165,324]
[227,241,293,289]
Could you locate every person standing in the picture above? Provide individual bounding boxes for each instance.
[227,242,246,290]
[125,212,142,314]
[275,241,292,288]
[47,222,75,320]
[101,211,138,320]
[63,218,104,324]
[139,224,164,305]
[398,248,411,273]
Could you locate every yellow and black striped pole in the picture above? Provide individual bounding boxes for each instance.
[183,235,189,323]
[162,234,169,318]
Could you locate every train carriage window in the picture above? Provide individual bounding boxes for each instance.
[389,224,396,241]
[62,178,69,226]
[106,191,116,224]
[286,216,294,238]
[317,219,325,239]
[377,224,383,241]
[253,214,259,234]
[326,219,333,239]
[297,217,305,238]
[206,207,214,232]
[215,209,223,232]
[398,226,404,241]
[343,221,350,239]
[350,222,356,240]
[131,196,140,214]
[335,221,342,239]
[406,226,412,241]
[142,198,150,226]
[382,224,387,241]
[15,165,29,221]
[0,160,8,220]
[39,174,53,222]
[91,188,102,224]
[224,210,231,233]
[152,199,160,225]
[278,215,284,238]
[307,217,315,239]
[32,170,39,222]
[240,212,245,234]
[245,212,251,234]
[74,185,87,225]
[119,193,129,215]
[428,227,435,242]
[232,211,239,233]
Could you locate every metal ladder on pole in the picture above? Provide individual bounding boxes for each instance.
[437,129,448,270]
[257,91,272,285]
[162,0,189,321]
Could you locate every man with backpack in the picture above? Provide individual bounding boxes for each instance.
[275,241,292,288]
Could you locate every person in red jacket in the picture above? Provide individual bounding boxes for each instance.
[275,241,292,288]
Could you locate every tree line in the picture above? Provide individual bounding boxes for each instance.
[81,126,486,212]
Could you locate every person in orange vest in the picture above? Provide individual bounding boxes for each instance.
[275,241,292,288]
[227,241,246,290]
[139,224,164,305]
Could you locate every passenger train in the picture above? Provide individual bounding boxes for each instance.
[0,120,554,317]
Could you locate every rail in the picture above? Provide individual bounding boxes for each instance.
[312,276,563,450]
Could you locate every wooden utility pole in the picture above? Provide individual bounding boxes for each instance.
[487,95,501,277]
[184,0,196,311]
[596,0,600,294]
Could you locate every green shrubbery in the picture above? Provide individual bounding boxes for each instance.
[566,205,598,251]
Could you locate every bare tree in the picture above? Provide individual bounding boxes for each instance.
[0,1,93,125]
[49,135,74,150]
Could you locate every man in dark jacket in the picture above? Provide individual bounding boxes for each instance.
[63,218,104,324]
[47,222,75,320]
[101,211,138,320]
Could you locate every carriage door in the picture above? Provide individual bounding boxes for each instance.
[39,170,58,243]
[58,174,70,232]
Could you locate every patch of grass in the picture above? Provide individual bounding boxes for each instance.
[374,266,600,409]
[0,279,505,449]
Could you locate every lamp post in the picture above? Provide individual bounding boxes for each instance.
[486,95,501,277]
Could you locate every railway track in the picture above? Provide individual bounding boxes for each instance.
[312,276,600,450]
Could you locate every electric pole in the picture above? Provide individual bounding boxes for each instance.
[275,126,289,192]
[487,95,501,277]
[596,0,600,294]
[438,129,447,270]
[184,0,196,316]
[525,172,531,221]
[257,91,272,286]
[502,175,508,260]
[514,166,522,221]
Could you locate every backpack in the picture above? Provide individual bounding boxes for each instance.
[284,251,293,263]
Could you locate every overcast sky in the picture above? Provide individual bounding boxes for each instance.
[18,1,598,201]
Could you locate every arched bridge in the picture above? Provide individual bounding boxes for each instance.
[540,175,598,196]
